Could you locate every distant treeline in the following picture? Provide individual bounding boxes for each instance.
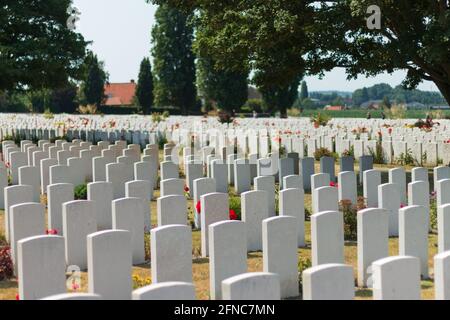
[304,83,446,108]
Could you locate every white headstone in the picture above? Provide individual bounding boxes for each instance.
[151,225,192,283]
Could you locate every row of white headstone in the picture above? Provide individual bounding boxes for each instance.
[3,137,450,300]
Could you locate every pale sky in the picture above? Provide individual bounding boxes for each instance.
[73,0,440,92]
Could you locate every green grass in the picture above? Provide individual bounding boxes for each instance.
[298,109,450,119]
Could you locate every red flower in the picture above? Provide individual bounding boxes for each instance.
[377,131,382,137]
[400,203,406,208]
[46,229,58,235]
[196,201,201,214]
[388,128,393,135]
[184,185,190,193]
[330,182,338,188]
[229,209,237,220]
[71,282,80,291]
[15,294,19,301]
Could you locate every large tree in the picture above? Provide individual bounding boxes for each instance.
[328,1,450,104]
[0,0,87,91]
[197,55,248,114]
[136,57,154,114]
[300,81,309,101]
[153,1,450,105]
[151,3,196,115]
[260,77,301,118]
[80,52,107,107]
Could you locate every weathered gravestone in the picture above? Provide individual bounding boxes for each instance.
[209,221,247,300]
[151,225,192,283]
[302,264,354,300]
[112,198,146,265]
[63,200,97,270]
[87,230,132,300]
[263,216,299,298]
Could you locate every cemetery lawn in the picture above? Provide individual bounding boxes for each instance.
[0,191,438,300]
[0,158,438,300]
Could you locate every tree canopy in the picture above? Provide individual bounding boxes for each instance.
[80,52,108,107]
[136,57,154,114]
[151,0,450,106]
[151,2,197,115]
[0,0,88,91]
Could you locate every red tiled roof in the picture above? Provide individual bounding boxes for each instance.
[325,106,345,111]
[104,82,136,106]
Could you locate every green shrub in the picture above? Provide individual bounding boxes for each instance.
[430,193,437,231]
[298,256,312,293]
[162,110,170,119]
[313,147,335,161]
[396,148,416,166]
[158,136,168,150]
[310,112,330,128]
[74,184,87,200]
[151,112,164,123]
[368,135,385,164]
[342,145,355,158]
[339,197,367,241]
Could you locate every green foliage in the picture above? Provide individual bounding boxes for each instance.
[310,112,330,128]
[151,3,196,114]
[80,52,108,107]
[260,77,301,118]
[298,256,312,292]
[241,99,263,113]
[158,136,168,150]
[49,84,79,113]
[396,149,416,166]
[430,196,437,231]
[0,0,88,92]
[217,111,234,124]
[152,1,450,105]
[28,89,50,113]
[368,142,384,165]
[136,57,154,114]
[342,145,355,158]
[300,81,309,101]
[197,55,248,113]
[339,197,366,241]
[162,110,170,119]
[74,184,88,200]
[0,91,30,113]
[313,148,335,161]
[229,196,241,220]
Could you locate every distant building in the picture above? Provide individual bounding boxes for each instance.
[324,105,346,111]
[104,80,137,107]
[404,102,426,110]
[430,105,450,110]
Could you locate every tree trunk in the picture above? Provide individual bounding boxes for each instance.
[279,105,288,119]
[434,79,450,107]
